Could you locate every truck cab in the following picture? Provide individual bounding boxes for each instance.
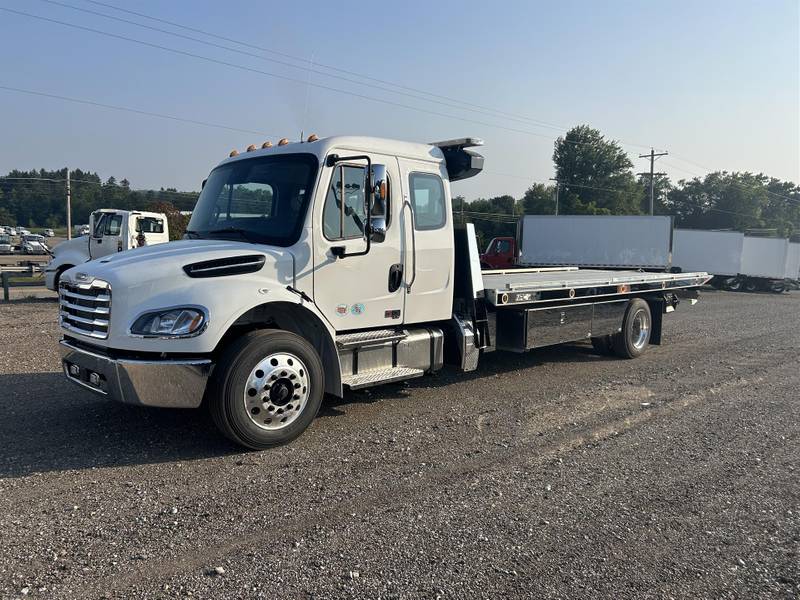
[56,136,708,449]
[45,209,169,290]
[480,236,517,269]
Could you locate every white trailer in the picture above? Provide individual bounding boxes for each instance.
[739,236,790,292]
[785,242,800,283]
[517,215,673,270]
[672,229,744,290]
[56,136,709,449]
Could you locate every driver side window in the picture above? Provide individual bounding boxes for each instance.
[323,165,367,241]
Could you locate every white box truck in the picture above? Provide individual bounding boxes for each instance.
[739,236,790,293]
[56,136,709,449]
[515,215,673,271]
[672,229,744,290]
[45,209,169,290]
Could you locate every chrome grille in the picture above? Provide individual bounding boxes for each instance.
[59,279,111,339]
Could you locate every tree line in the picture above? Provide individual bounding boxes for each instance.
[2,125,797,248]
[0,168,197,239]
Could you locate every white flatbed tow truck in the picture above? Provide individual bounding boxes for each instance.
[56,135,710,449]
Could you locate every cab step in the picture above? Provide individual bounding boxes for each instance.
[336,329,407,349]
[342,367,424,390]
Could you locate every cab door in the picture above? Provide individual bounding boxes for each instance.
[398,159,454,324]
[312,154,405,330]
[89,212,124,259]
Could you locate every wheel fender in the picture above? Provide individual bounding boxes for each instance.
[218,294,342,398]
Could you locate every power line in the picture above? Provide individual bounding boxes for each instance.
[77,0,614,137]
[38,0,594,134]
[0,7,644,152]
[0,175,198,199]
[663,158,800,205]
[0,84,277,137]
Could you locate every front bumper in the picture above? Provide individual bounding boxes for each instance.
[59,339,213,408]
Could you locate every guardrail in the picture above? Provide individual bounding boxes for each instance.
[1,264,47,301]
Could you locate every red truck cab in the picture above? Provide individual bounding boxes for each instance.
[480,236,517,269]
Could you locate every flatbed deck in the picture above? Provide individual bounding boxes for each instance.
[480,267,710,307]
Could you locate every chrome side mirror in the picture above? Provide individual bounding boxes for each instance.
[368,164,388,243]
[371,164,388,204]
[370,216,387,243]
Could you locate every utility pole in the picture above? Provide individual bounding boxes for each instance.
[66,168,72,240]
[639,148,668,215]
[549,178,560,215]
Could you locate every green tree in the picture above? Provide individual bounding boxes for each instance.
[553,125,643,215]
[520,183,556,214]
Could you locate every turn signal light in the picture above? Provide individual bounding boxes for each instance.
[617,284,630,293]
[278,138,289,146]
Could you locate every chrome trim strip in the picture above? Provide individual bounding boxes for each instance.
[59,299,110,314]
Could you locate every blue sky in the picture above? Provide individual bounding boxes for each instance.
[0,0,797,200]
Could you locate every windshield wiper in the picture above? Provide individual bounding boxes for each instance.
[184,229,200,239]
[205,227,258,243]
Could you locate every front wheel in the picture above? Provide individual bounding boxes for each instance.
[208,329,324,449]
[613,298,652,359]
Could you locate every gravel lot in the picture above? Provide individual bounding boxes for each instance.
[0,291,798,599]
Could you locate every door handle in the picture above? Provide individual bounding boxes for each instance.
[388,263,403,293]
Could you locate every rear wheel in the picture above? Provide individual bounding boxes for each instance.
[613,298,652,359]
[208,329,324,449]
[744,279,758,292]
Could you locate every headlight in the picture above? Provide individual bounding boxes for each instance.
[130,307,207,337]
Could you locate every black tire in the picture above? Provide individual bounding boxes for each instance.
[208,329,324,449]
[613,298,652,359]
[770,282,786,294]
[591,335,615,355]
[744,279,758,293]
[723,277,743,292]
[53,265,72,291]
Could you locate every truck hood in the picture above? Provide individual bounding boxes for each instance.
[51,235,88,257]
[66,239,297,286]
[60,239,303,352]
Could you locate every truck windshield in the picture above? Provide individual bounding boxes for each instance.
[187,153,318,246]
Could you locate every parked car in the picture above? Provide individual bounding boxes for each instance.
[21,234,49,254]
[74,224,91,237]
[15,227,31,236]
[0,234,12,254]
[42,228,55,237]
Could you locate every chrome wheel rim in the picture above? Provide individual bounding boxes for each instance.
[631,309,650,350]
[243,352,310,431]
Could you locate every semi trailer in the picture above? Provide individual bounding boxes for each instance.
[56,136,710,449]
[481,215,673,271]
[672,229,745,291]
[739,236,791,293]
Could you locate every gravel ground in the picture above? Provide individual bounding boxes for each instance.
[0,290,798,599]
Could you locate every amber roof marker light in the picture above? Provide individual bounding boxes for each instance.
[278,138,289,146]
